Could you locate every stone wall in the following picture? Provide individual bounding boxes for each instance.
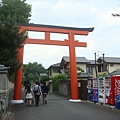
[59,80,71,97]
[59,79,89,100]
[0,70,14,120]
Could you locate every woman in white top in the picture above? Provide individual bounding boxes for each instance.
[25,84,34,107]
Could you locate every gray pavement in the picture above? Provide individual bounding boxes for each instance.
[14,92,120,120]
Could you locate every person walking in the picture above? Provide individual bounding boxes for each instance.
[24,82,30,102]
[42,82,48,104]
[25,84,34,107]
[33,81,42,106]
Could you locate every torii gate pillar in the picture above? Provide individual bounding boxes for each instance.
[11,45,24,104]
[11,24,94,104]
[69,33,79,101]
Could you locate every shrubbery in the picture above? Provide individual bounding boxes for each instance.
[51,74,68,91]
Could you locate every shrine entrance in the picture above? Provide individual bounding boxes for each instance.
[11,24,94,103]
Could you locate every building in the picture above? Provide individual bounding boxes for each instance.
[97,57,120,74]
[47,63,62,77]
[47,56,120,78]
[60,56,90,73]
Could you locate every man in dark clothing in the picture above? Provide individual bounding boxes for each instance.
[41,82,48,104]
[33,81,42,106]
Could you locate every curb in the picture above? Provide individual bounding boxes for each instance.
[87,100,120,113]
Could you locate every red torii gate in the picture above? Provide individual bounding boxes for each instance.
[11,24,94,103]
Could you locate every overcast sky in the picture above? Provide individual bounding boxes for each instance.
[24,0,120,69]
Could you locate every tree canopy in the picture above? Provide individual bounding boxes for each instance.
[0,16,27,78]
[0,0,31,81]
[23,62,47,84]
[0,0,31,23]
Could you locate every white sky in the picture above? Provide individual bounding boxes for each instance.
[23,0,120,69]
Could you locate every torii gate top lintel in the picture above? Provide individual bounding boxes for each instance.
[21,23,94,34]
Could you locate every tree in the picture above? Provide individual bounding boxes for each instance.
[77,67,84,76]
[65,67,84,77]
[0,16,27,80]
[98,72,107,78]
[0,0,31,81]
[51,74,68,91]
[40,76,50,84]
[23,62,47,83]
[0,0,31,23]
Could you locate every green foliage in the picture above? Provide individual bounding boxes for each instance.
[0,16,27,80]
[40,76,50,84]
[65,67,84,77]
[0,0,31,81]
[0,0,31,23]
[23,62,47,83]
[51,74,68,91]
[77,67,84,76]
[98,72,107,78]
[65,68,70,77]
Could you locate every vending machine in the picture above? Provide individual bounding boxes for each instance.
[88,78,92,101]
[107,76,120,106]
[98,76,111,104]
[88,78,98,102]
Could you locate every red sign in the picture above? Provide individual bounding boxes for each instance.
[107,76,120,105]
[115,79,120,95]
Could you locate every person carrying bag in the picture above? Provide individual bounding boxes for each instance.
[33,81,42,106]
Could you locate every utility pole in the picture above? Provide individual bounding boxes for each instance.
[95,53,97,77]
[102,53,111,75]
[102,53,105,72]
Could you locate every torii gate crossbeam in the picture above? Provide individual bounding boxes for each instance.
[11,24,94,103]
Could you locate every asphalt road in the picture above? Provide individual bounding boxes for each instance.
[14,93,120,120]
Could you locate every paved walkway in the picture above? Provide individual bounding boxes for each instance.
[14,92,120,120]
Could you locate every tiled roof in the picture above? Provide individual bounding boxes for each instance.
[110,69,120,75]
[62,56,90,63]
[47,63,61,69]
[50,63,61,67]
[88,60,102,65]
[78,72,93,78]
[21,23,94,32]
[99,57,120,63]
